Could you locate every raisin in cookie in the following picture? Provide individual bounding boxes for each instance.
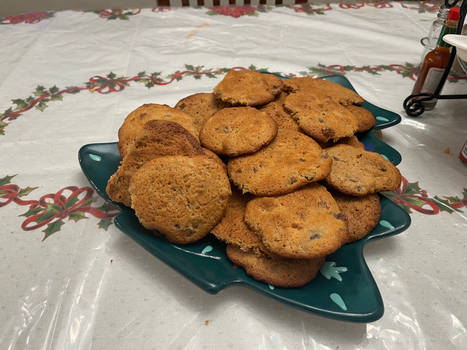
[284,92,359,143]
[244,184,348,259]
[200,107,277,156]
[332,191,381,243]
[324,144,401,196]
[227,129,331,196]
[214,70,282,106]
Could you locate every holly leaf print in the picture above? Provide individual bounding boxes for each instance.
[35,101,48,112]
[403,196,428,211]
[20,206,42,218]
[96,202,119,213]
[42,219,64,240]
[12,99,28,110]
[98,217,113,230]
[49,86,59,94]
[34,86,47,97]
[404,181,422,195]
[17,186,38,197]
[433,196,461,213]
[68,211,88,222]
[0,121,8,135]
[64,196,79,209]
[0,175,16,187]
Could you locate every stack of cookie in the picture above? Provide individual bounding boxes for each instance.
[106,69,401,288]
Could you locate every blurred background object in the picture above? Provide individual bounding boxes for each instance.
[0,0,310,17]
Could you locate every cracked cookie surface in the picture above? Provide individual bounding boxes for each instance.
[324,144,401,196]
[214,70,282,106]
[227,129,331,196]
[244,184,348,259]
[200,107,277,156]
[129,155,231,244]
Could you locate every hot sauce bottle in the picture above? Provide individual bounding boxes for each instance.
[411,7,460,110]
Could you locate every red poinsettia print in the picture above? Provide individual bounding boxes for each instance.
[292,3,333,15]
[207,6,258,18]
[0,175,119,240]
[89,8,141,20]
[1,11,53,24]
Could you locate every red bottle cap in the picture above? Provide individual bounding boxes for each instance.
[448,7,460,21]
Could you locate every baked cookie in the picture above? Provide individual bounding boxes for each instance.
[129,155,231,244]
[118,104,198,157]
[332,192,381,243]
[213,70,282,106]
[211,189,265,254]
[321,135,365,149]
[106,120,204,207]
[228,129,331,196]
[284,92,359,143]
[201,147,227,172]
[175,93,224,136]
[259,93,300,131]
[324,144,401,195]
[244,184,348,259]
[346,105,376,133]
[226,245,325,288]
[200,107,278,156]
[283,77,364,106]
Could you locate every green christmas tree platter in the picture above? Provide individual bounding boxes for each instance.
[79,75,410,323]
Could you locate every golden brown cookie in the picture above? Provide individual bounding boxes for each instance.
[283,92,359,143]
[324,144,401,196]
[332,192,381,243]
[226,245,325,288]
[175,93,224,136]
[211,189,265,254]
[227,129,331,196]
[118,104,198,158]
[321,135,365,149]
[201,147,227,172]
[283,77,364,106]
[213,70,282,106]
[346,105,376,133]
[129,155,231,244]
[259,93,300,131]
[106,120,204,207]
[200,107,278,156]
[244,184,348,259]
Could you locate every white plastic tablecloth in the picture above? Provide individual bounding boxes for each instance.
[1,3,466,349]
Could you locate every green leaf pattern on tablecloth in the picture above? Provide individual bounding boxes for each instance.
[0,175,119,240]
[382,177,466,215]
[0,64,464,136]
